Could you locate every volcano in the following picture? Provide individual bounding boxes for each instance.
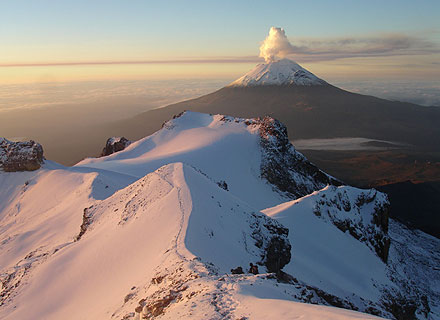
[229,58,328,87]
[112,59,440,153]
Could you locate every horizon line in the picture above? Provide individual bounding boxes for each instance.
[0,57,262,68]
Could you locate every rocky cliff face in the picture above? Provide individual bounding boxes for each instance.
[100,137,131,157]
[0,138,44,172]
[214,114,340,200]
[312,186,391,263]
[383,220,440,320]
[249,212,291,273]
[256,116,340,198]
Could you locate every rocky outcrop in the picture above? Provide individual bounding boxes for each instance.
[264,235,291,273]
[214,114,340,199]
[382,220,440,319]
[312,186,391,263]
[0,138,44,172]
[249,212,291,273]
[100,137,131,157]
[75,206,94,241]
[256,116,340,199]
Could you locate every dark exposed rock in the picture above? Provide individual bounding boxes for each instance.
[276,272,365,314]
[124,293,135,303]
[100,137,131,157]
[145,293,176,318]
[368,196,391,263]
[264,236,291,273]
[249,263,259,275]
[134,305,143,313]
[276,272,432,320]
[230,267,244,274]
[383,220,439,319]
[0,138,44,172]
[256,116,341,199]
[122,312,135,319]
[75,206,93,241]
[142,288,187,318]
[215,114,340,199]
[216,180,228,191]
[313,187,391,263]
[381,289,418,320]
[151,276,165,285]
[248,213,291,273]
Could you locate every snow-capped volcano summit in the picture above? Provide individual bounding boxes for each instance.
[229,58,327,87]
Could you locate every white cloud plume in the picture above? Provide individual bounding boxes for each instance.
[258,28,439,63]
[259,27,295,62]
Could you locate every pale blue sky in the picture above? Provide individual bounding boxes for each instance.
[1,0,439,83]
[2,0,439,57]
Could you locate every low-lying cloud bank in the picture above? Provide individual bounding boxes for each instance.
[1,78,439,117]
[2,29,438,68]
[332,79,440,107]
[293,137,405,151]
[0,79,229,112]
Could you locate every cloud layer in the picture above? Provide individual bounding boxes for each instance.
[257,26,439,63]
[1,28,438,67]
[292,33,439,62]
[0,57,260,68]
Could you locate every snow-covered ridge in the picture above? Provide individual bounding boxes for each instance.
[77,111,337,208]
[1,111,438,319]
[264,186,438,319]
[228,58,327,87]
[311,186,390,263]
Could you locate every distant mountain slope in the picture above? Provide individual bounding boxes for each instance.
[229,58,327,87]
[109,59,440,153]
[378,180,440,238]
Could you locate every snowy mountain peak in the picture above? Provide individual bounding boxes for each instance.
[86,110,338,204]
[228,58,327,87]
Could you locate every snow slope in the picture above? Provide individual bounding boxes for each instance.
[0,163,344,319]
[228,58,327,87]
[76,111,333,210]
[264,187,391,307]
[264,186,439,319]
[0,163,134,268]
[1,111,437,319]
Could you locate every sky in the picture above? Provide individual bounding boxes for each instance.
[1,0,439,82]
[1,0,440,110]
